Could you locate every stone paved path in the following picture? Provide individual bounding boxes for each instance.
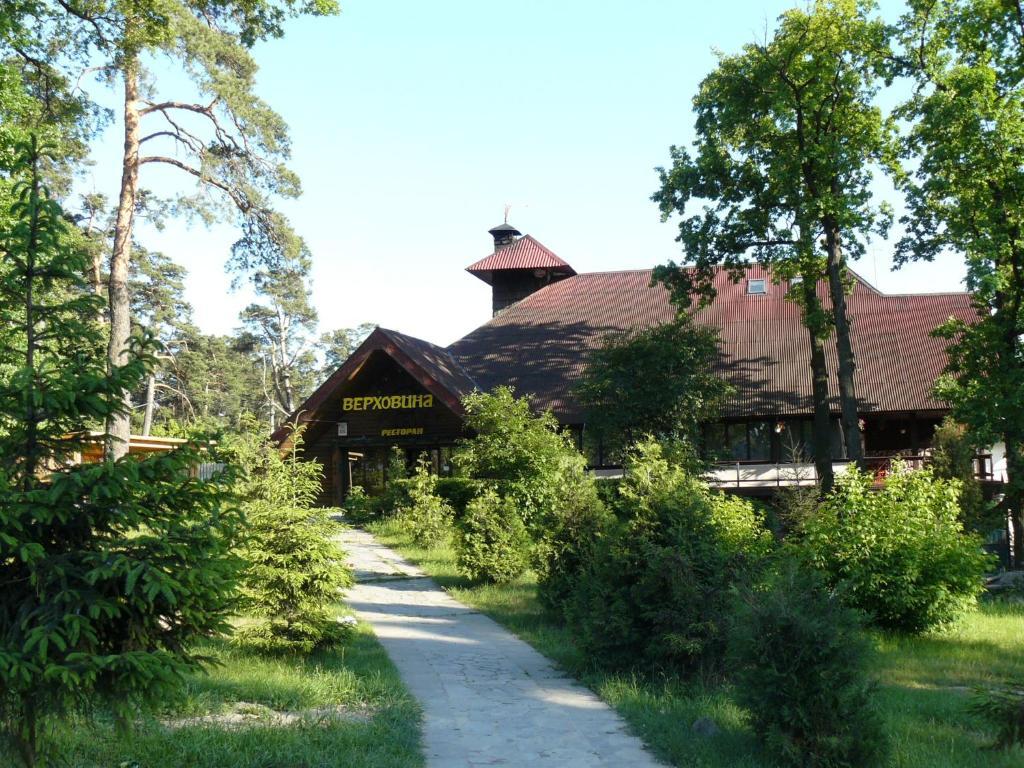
[339,527,664,768]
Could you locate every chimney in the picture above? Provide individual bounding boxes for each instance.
[488,222,521,250]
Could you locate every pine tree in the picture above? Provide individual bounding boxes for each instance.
[229,420,352,653]
[0,138,241,767]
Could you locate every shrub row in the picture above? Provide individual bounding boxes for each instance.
[352,388,993,768]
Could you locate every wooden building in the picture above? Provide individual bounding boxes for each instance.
[275,223,984,503]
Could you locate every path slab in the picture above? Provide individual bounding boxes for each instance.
[339,527,664,768]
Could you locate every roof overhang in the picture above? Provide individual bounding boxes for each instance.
[272,327,473,449]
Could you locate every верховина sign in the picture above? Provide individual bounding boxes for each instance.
[343,394,434,412]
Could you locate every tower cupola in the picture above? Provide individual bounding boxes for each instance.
[467,224,576,316]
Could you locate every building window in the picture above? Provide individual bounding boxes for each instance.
[748,421,772,461]
[727,425,749,460]
[747,279,767,295]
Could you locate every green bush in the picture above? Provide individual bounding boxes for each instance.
[729,562,888,768]
[799,462,992,633]
[455,387,586,529]
[394,457,454,546]
[593,477,624,514]
[567,439,773,672]
[769,484,821,536]
[230,426,353,653]
[340,485,380,525]
[434,476,482,518]
[535,475,612,617]
[456,488,532,583]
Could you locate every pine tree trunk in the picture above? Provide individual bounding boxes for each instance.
[142,373,156,436]
[824,215,863,465]
[277,307,295,415]
[106,60,141,460]
[801,278,835,493]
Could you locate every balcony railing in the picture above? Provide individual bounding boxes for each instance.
[708,452,997,490]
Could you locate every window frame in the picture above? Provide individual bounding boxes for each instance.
[747,278,767,295]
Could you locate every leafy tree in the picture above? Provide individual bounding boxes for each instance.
[230,421,352,653]
[0,139,241,767]
[897,0,1024,567]
[394,455,455,546]
[534,473,611,617]
[652,0,897,488]
[319,322,376,376]
[8,0,339,457]
[576,316,730,464]
[455,386,586,529]
[156,328,267,431]
[456,488,532,583]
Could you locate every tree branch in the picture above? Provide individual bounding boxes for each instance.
[139,155,251,212]
[140,99,217,117]
[53,0,111,46]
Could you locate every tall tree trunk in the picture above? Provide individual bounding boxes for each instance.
[142,373,156,436]
[276,308,295,414]
[801,276,835,493]
[824,213,863,465]
[106,60,141,460]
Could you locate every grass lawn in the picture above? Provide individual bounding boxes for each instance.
[0,622,423,768]
[369,518,1024,768]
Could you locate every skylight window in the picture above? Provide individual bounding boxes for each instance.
[747,279,767,295]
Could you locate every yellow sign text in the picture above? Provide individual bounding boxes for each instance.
[343,394,433,412]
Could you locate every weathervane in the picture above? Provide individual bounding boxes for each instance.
[503,202,528,223]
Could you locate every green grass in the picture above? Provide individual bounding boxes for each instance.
[2,623,423,768]
[369,518,1024,768]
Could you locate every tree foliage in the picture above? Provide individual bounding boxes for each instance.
[319,323,375,377]
[455,387,586,529]
[236,252,319,424]
[576,317,730,463]
[652,0,897,485]
[896,0,1024,567]
[3,0,339,456]
[0,139,241,767]
[456,488,532,584]
[394,455,455,547]
[930,416,992,533]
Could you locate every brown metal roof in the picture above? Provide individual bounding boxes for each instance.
[277,265,978,445]
[271,327,478,446]
[382,327,478,401]
[448,266,978,422]
[466,235,576,284]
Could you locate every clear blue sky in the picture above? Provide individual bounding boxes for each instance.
[79,0,966,347]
